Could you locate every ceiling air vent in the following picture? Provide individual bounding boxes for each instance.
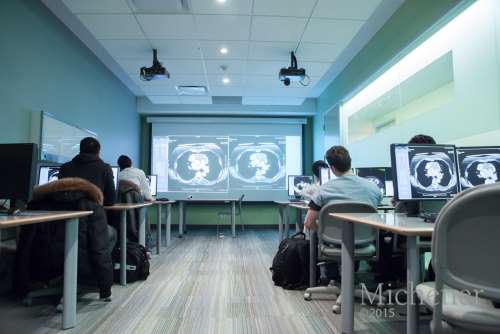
[176,85,208,96]
[130,0,190,13]
[212,96,242,105]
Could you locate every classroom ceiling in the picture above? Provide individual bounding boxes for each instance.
[44,0,403,106]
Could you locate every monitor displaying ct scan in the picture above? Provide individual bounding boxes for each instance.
[391,144,459,200]
[146,175,158,197]
[319,167,336,185]
[111,166,118,190]
[355,167,390,197]
[38,166,60,185]
[456,146,500,190]
[288,175,313,197]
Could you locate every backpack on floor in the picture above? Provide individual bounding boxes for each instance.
[112,242,150,283]
[270,232,309,290]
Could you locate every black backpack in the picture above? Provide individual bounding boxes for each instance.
[270,232,309,290]
[112,242,150,283]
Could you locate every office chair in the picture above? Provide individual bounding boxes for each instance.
[416,183,500,333]
[216,194,245,235]
[303,201,385,313]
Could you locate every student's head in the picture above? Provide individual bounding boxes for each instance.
[325,146,351,176]
[80,137,100,156]
[312,160,329,179]
[117,155,132,171]
[408,134,436,144]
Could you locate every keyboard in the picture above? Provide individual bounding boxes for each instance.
[419,212,438,223]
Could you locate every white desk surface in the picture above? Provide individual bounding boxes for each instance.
[289,202,309,210]
[330,212,434,237]
[104,203,153,210]
[151,200,176,205]
[0,211,93,229]
[178,199,239,203]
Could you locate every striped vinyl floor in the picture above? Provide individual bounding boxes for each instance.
[0,228,431,334]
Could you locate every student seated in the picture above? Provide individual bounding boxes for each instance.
[117,155,153,202]
[302,160,329,200]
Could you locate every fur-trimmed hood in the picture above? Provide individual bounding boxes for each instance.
[118,179,141,194]
[33,177,103,205]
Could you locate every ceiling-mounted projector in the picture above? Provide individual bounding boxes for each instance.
[140,49,170,81]
[279,51,309,86]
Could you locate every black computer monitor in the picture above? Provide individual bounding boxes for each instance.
[146,175,157,196]
[456,146,500,190]
[355,167,392,197]
[38,165,61,185]
[0,143,38,208]
[390,144,459,200]
[111,166,118,190]
[319,167,337,185]
[287,175,313,197]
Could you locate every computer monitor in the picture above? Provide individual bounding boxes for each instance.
[146,175,157,197]
[0,143,38,207]
[355,167,392,197]
[111,166,118,190]
[390,144,459,200]
[456,146,500,190]
[38,165,61,185]
[287,175,313,197]
[319,167,337,185]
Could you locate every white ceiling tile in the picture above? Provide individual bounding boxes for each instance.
[204,60,246,74]
[63,0,131,13]
[248,41,295,61]
[179,96,213,104]
[117,59,204,75]
[199,41,248,60]
[251,16,307,42]
[244,87,311,97]
[207,74,245,86]
[190,0,252,15]
[100,39,151,59]
[313,0,382,20]
[209,86,244,96]
[77,14,145,39]
[242,97,305,105]
[150,40,201,59]
[194,15,251,41]
[169,74,208,87]
[136,15,197,39]
[140,86,178,95]
[148,96,181,104]
[253,0,316,17]
[295,43,342,62]
[301,18,364,44]
[300,62,331,77]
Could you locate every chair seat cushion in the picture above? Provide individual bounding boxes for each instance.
[320,243,375,258]
[416,282,500,331]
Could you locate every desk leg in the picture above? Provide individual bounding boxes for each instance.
[284,206,289,238]
[295,208,301,232]
[62,218,79,329]
[139,207,146,247]
[120,211,127,286]
[407,236,420,334]
[156,204,162,255]
[178,201,184,238]
[341,221,355,334]
[166,204,171,246]
[231,201,236,238]
[309,229,317,287]
[277,205,284,242]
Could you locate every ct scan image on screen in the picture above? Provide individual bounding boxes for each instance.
[38,166,60,185]
[229,135,286,190]
[356,168,387,196]
[457,146,500,190]
[391,144,459,200]
[167,136,229,192]
[288,175,313,197]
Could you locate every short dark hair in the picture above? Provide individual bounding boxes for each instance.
[117,155,132,170]
[409,134,436,144]
[312,160,329,178]
[80,137,100,155]
[325,146,351,173]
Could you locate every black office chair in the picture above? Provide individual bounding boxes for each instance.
[216,194,245,235]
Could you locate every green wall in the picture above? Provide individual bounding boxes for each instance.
[0,0,140,164]
[312,0,468,160]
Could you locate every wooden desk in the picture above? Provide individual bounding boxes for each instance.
[150,200,175,254]
[0,211,93,330]
[177,199,239,238]
[330,212,433,334]
[104,203,152,285]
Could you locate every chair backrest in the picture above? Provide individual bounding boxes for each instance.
[432,182,500,302]
[318,201,378,247]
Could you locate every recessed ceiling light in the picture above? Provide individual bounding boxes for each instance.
[219,47,228,55]
[222,77,230,84]
[216,0,227,4]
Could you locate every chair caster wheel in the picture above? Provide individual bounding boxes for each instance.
[304,293,311,301]
[332,305,341,314]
